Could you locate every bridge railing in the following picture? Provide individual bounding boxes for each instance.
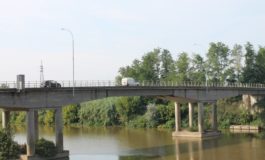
[140,81,265,88]
[1,80,265,89]
[0,80,118,89]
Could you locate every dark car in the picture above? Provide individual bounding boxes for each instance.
[41,80,61,88]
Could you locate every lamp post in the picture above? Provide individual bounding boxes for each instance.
[61,28,75,97]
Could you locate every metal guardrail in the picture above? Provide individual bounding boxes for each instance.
[0,80,265,89]
[0,81,116,89]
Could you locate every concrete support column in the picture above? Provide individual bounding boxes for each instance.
[34,110,39,142]
[198,102,204,133]
[212,103,218,131]
[26,109,35,156]
[55,107,64,152]
[188,103,193,128]
[2,110,10,129]
[175,102,181,132]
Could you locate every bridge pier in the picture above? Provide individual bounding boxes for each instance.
[2,110,10,129]
[198,102,204,133]
[26,109,36,156]
[172,101,220,138]
[55,107,64,152]
[188,103,193,128]
[34,110,39,142]
[211,103,217,131]
[20,107,69,160]
[174,102,181,132]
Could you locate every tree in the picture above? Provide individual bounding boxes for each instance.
[255,47,265,83]
[160,49,176,81]
[242,42,257,83]
[118,59,141,79]
[231,44,243,81]
[175,52,190,83]
[139,49,160,81]
[206,42,230,83]
[189,54,206,83]
[118,48,161,82]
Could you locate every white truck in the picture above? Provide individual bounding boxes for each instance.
[121,77,140,86]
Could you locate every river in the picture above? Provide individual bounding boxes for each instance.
[13,126,265,160]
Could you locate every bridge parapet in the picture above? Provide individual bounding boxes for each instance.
[1,80,265,89]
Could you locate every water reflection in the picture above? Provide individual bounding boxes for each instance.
[11,126,265,160]
[117,133,265,160]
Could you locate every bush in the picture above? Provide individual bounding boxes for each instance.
[158,119,175,129]
[63,104,80,125]
[115,97,146,124]
[156,104,174,124]
[43,110,55,125]
[0,128,20,160]
[36,138,57,157]
[79,98,119,126]
[127,116,147,128]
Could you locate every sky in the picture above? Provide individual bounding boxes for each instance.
[0,0,265,81]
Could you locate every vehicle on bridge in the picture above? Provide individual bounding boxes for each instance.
[41,80,61,88]
[121,77,139,86]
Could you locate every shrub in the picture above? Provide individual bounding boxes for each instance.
[63,104,80,125]
[156,104,174,124]
[0,128,20,160]
[36,138,57,157]
[79,98,119,126]
[43,110,55,125]
[158,119,175,129]
[127,116,147,128]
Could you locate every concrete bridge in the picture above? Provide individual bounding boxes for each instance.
[1,78,265,159]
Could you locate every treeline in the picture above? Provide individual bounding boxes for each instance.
[117,42,265,84]
[6,42,265,129]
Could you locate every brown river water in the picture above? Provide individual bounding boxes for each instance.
[13,126,265,160]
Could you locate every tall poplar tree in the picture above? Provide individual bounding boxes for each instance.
[242,42,257,83]
[231,44,243,81]
[206,42,230,82]
[160,49,176,81]
[175,52,190,83]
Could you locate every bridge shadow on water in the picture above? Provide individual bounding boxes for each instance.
[118,132,265,160]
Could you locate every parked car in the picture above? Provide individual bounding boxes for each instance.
[41,80,61,88]
[121,77,139,86]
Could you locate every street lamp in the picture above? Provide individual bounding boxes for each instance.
[61,28,75,97]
